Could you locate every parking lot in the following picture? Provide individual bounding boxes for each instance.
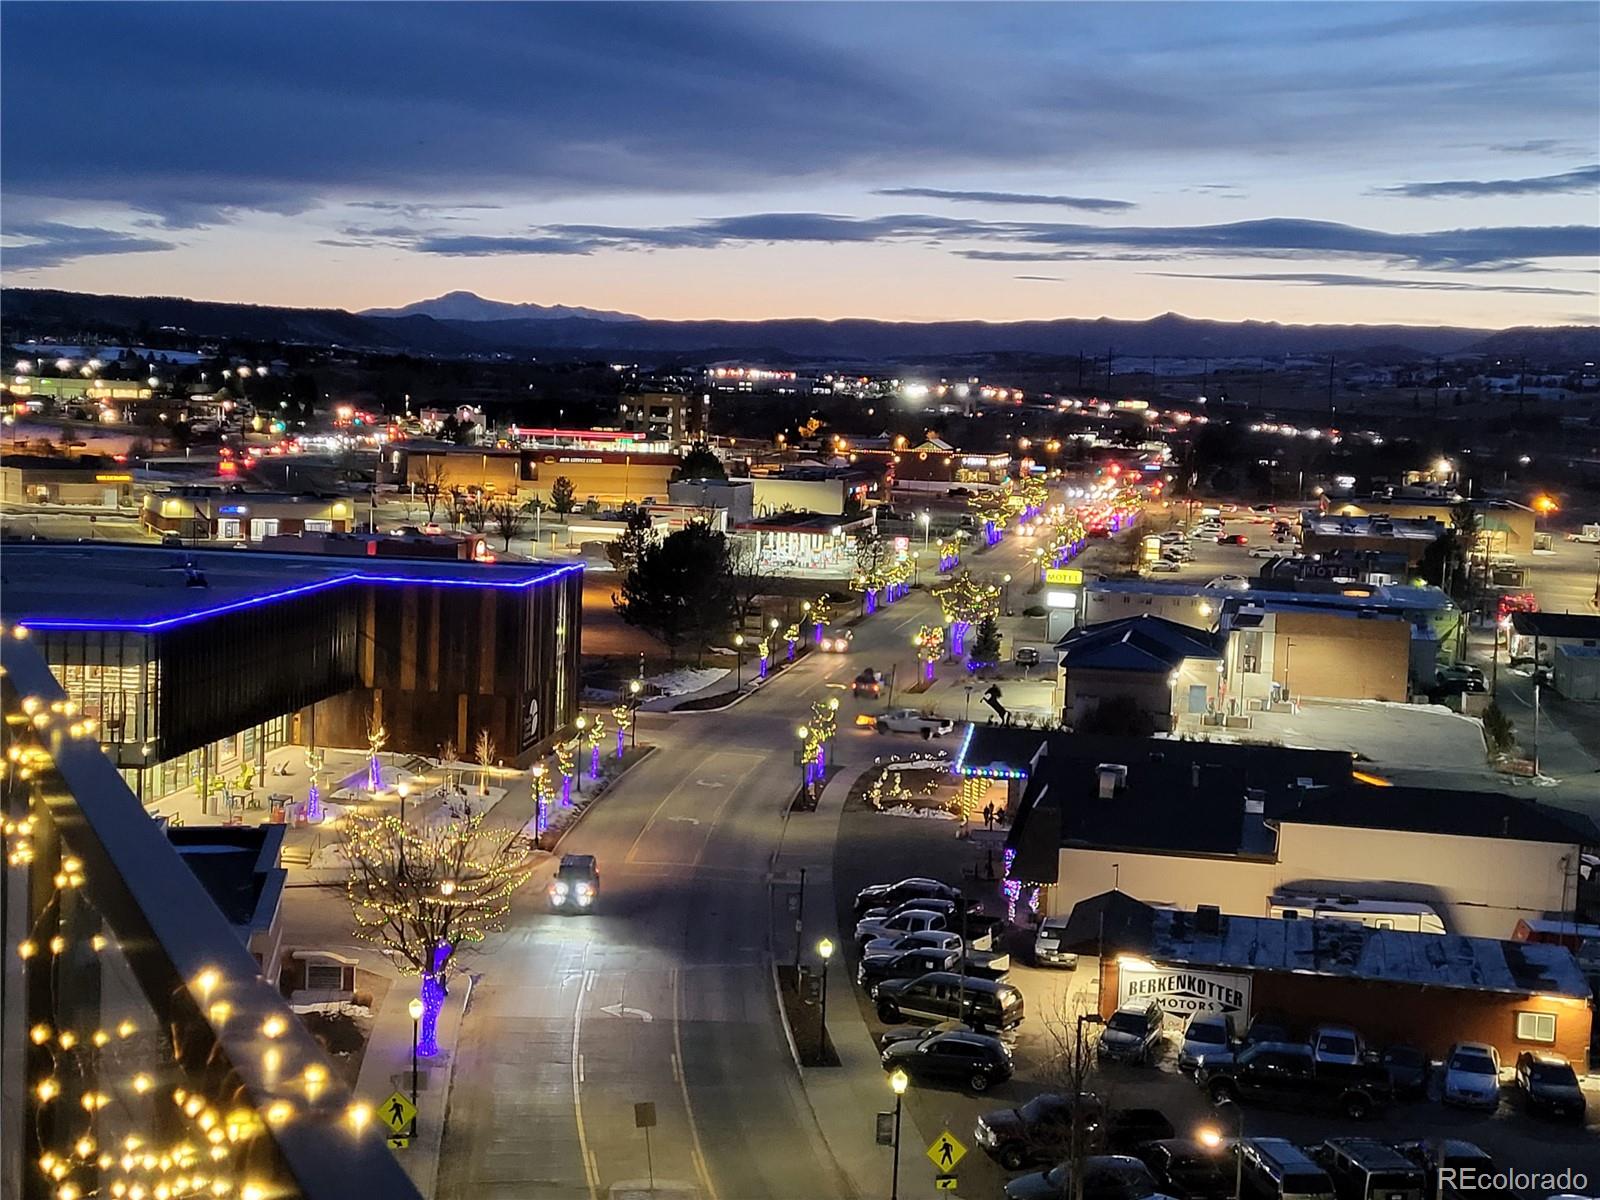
[832,794,1600,1198]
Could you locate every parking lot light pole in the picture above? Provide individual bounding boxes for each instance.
[1207,1100,1244,1200]
[408,996,424,1137]
[817,938,834,1061]
[628,678,642,750]
[734,634,745,690]
[889,1069,909,1200]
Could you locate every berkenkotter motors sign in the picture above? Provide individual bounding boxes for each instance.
[1117,961,1252,1021]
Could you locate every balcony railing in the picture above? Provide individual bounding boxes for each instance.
[2,630,421,1200]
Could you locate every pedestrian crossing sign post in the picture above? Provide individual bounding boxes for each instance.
[380,1091,417,1137]
[926,1130,967,1172]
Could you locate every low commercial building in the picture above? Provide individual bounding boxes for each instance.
[1054,614,1225,730]
[392,443,524,495]
[1219,603,1411,706]
[732,512,872,573]
[1327,495,1535,556]
[1081,580,1227,631]
[618,390,707,445]
[1300,513,1446,567]
[2,543,583,806]
[1,454,136,507]
[668,479,755,525]
[140,488,358,542]
[1001,731,1596,940]
[739,466,880,517]
[525,448,679,506]
[1090,898,1592,1066]
[1508,611,1600,666]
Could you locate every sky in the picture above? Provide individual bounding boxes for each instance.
[2,1,1597,328]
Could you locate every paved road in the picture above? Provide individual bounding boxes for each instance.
[435,536,1029,1200]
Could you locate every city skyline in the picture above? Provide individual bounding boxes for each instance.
[2,1,1597,327]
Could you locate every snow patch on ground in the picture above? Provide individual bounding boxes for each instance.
[879,804,960,821]
[648,667,730,696]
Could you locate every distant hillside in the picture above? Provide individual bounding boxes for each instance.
[5,288,1597,366]
[361,290,639,324]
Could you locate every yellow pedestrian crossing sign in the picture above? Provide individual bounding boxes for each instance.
[927,1130,967,1171]
[379,1090,417,1134]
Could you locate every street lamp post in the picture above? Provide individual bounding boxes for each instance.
[796,725,810,798]
[734,634,745,691]
[397,780,410,823]
[817,938,834,1061]
[889,1069,909,1200]
[628,678,642,750]
[407,996,424,1138]
[573,716,587,794]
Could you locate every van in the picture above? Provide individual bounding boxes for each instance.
[1240,1139,1337,1200]
[873,971,1025,1033]
[1319,1139,1426,1200]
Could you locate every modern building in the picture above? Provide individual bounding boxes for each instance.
[738,466,880,517]
[2,543,583,806]
[168,824,288,982]
[668,478,755,525]
[1054,614,1225,730]
[1218,603,1413,706]
[1089,898,1592,1066]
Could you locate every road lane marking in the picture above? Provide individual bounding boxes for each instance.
[671,1052,681,1083]
[573,945,599,1200]
[672,967,719,1200]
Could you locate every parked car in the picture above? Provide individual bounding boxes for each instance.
[1514,1050,1586,1121]
[1378,1045,1431,1099]
[1437,663,1485,687]
[878,1017,969,1050]
[854,877,961,917]
[1098,1000,1165,1065]
[1178,1012,1236,1072]
[856,944,1009,992]
[853,668,885,697]
[1148,559,1183,573]
[873,971,1025,1033]
[1016,646,1042,667]
[975,1091,1103,1172]
[818,628,853,652]
[880,1028,1013,1093]
[1441,1042,1501,1111]
[1198,1041,1389,1120]
[1217,534,1249,545]
[1004,1154,1162,1200]
[1394,1140,1509,1200]
[1248,545,1284,559]
[1033,915,1079,969]
[854,907,954,950]
[1205,575,1251,590]
[1099,1108,1176,1154]
[548,854,599,912]
[859,895,968,922]
[860,929,962,958]
[875,708,955,738]
[1311,1025,1365,1067]
[1136,1138,1236,1200]
[1316,1138,1426,1200]
[1242,1012,1299,1048]
[1238,1139,1337,1200]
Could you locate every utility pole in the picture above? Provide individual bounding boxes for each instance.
[1106,346,1114,394]
[1326,355,1336,422]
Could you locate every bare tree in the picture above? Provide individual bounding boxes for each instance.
[473,729,497,796]
[459,492,491,534]
[726,537,773,632]
[489,500,529,551]
[1031,989,1106,1200]
[419,457,449,523]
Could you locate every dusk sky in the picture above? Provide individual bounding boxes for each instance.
[3,1,1596,327]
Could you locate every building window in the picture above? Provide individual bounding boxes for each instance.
[1239,630,1262,674]
[304,519,332,532]
[1515,1011,1556,1044]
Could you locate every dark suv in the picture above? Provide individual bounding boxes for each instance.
[1514,1051,1586,1121]
[874,971,1025,1033]
[975,1092,1103,1171]
[880,1029,1013,1093]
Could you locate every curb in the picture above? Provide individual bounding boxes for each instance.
[769,952,805,1076]
[418,972,477,1199]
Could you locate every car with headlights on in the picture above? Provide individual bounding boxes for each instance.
[548,854,599,912]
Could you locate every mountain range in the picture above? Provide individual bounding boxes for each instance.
[4,288,1597,366]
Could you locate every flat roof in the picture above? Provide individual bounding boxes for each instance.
[1304,516,1444,540]
[1284,786,1600,844]
[1139,904,1591,999]
[1511,611,1600,641]
[3,543,581,632]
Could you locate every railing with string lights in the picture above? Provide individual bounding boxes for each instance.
[1,627,421,1200]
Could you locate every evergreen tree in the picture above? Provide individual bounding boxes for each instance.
[673,441,727,482]
[548,475,578,514]
[606,507,653,572]
[970,613,1002,665]
[614,522,736,663]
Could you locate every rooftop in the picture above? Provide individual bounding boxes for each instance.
[1282,786,1599,845]
[1303,514,1446,541]
[168,824,286,933]
[1510,611,1600,641]
[1130,901,1591,999]
[3,543,581,631]
[1055,614,1224,672]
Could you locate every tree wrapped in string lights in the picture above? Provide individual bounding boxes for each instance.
[882,557,912,603]
[531,762,554,844]
[342,809,534,1056]
[934,570,1000,657]
[303,746,326,823]
[807,594,833,642]
[611,702,633,757]
[854,532,890,613]
[555,734,579,805]
[969,486,1012,546]
[784,622,802,662]
[797,696,839,794]
[914,624,944,683]
[365,709,387,793]
[1017,475,1049,521]
[582,714,605,780]
[937,538,960,574]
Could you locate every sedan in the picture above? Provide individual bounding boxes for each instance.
[1442,1042,1502,1111]
[1148,560,1182,573]
[880,1029,1013,1093]
[1216,534,1248,546]
[1380,1045,1431,1099]
[861,930,963,958]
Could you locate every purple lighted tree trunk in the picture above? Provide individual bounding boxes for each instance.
[417,943,452,1057]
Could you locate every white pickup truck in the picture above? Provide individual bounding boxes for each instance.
[1567,524,1600,544]
[875,708,956,739]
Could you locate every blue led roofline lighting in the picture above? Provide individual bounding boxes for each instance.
[947,721,1030,780]
[16,562,585,633]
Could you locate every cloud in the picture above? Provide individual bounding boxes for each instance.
[1487,139,1579,155]
[1146,270,1594,297]
[1,221,177,270]
[874,187,1134,212]
[1378,165,1600,199]
[400,212,1597,271]
[1014,275,1066,282]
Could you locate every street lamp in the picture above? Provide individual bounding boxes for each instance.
[816,938,834,1061]
[797,724,811,797]
[1212,1100,1243,1200]
[889,1069,909,1200]
[574,716,587,794]
[407,996,424,1137]
[397,780,410,822]
[628,678,642,750]
[734,634,745,690]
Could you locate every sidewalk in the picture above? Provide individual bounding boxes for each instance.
[770,763,934,1200]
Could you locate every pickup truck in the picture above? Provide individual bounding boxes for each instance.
[1567,524,1600,544]
[1198,1040,1391,1120]
[857,945,1010,992]
[875,708,956,739]
[855,906,1003,952]
[854,877,962,917]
